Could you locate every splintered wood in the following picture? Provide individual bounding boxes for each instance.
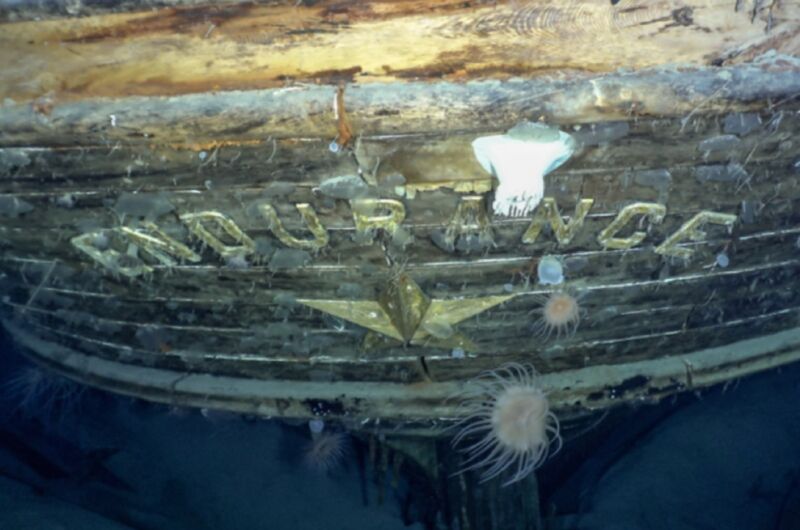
[0,0,798,102]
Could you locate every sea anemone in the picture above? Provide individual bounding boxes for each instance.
[3,365,85,427]
[472,122,576,218]
[304,419,349,472]
[533,290,581,339]
[451,363,561,486]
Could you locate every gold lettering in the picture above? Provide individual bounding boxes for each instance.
[655,211,737,259]
[71,230,151,278]
[258,203,329,250]
[179,211,255,258]
[597,202,666,250]
[120,222,201,266]
[522,198,594,245]
[351,198,406,244]
[442,195,493,251]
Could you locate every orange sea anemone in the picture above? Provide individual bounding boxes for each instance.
[533,290,581,339]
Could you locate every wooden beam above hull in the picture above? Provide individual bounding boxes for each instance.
[1,58,799,148]
[1,0,798,103]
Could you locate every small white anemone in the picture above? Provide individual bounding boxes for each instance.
[305,429,349,472]
[4,366,86,427]
[532,290,582,340]
[451,363,561,486]
[472,122,576,218]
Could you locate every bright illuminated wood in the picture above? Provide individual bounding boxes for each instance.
[0,0,797,102]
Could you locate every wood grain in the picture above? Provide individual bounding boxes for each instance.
[1,0,800,428]
[0,0,797,103]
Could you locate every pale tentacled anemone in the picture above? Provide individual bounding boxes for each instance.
[471,122,576,218]
[451,363,562,486]
[305,418,349,472]
[534,290,581,340]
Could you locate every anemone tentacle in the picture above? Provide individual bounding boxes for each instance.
[450,362,560,486]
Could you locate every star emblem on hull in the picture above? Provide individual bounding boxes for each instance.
[297,273,516,351]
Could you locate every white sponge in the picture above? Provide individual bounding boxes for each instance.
[472,122,576,217]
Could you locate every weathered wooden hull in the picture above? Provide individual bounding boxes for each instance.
[1,0,799,435]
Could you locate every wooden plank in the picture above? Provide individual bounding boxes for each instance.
[1,56,800,147]
[1,107,797,197]
[1,225,798,382]
[8,258,798,360]
[0,0,797,105]
[0,0,250,21]
[5,290,800,384]
[2,218,798,302]
[5,318,800,431]
[0,207,790,294]
[1,153,796,230]
[3,241,798,332]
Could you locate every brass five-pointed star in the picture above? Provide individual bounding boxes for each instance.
[297,273,516,351]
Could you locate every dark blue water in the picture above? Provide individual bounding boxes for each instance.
[1,325,798,530]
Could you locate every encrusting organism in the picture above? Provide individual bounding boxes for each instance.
[471,122,576,218]
[451,363,561,486]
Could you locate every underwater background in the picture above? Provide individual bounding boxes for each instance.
[1,2,800,529]
[1,323,798,530]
